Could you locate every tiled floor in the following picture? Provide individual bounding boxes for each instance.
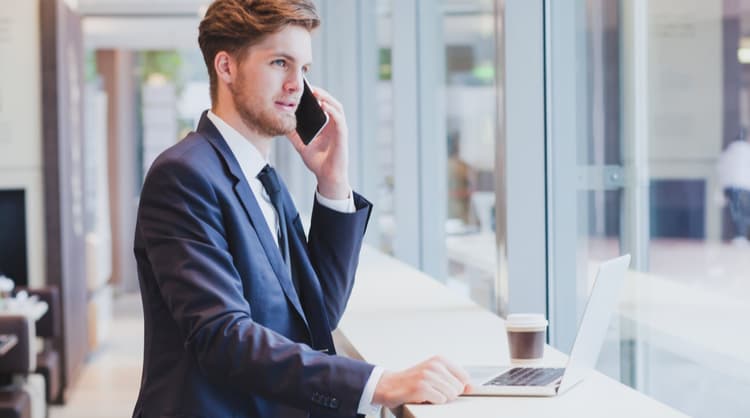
[49,293,144,418]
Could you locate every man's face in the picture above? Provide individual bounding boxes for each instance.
[229,25,313,138]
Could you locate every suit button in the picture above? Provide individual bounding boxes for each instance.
[329,397,339,409]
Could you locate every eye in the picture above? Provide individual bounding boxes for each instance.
[302,65,310,74]
[271,59,287,68]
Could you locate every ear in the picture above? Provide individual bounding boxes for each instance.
[214,51,234,84]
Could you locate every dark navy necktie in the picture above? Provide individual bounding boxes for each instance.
[257,165,293,282]
[259,165,336,356]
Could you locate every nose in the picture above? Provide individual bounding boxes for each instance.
[284,71,303,93]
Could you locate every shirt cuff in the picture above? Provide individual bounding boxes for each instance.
[357,366,384,416]
[315,188,355,213]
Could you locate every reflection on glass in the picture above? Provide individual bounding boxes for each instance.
[375,0,395,255]
[137,50,209,181]
[443,0,501,311]
[548,1,750,416]
[373,0,503,311]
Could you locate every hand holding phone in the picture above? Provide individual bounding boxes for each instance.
[289,84,351,200]
[295,77,329,145]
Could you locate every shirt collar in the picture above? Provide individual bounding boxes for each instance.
[207,110,269,180]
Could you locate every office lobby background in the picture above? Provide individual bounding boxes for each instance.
[1,0,749,417]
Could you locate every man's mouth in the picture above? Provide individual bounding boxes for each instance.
[274,99,298,112]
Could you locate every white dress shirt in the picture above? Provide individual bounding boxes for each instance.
[206,111,383,416]
[718,140,750,190]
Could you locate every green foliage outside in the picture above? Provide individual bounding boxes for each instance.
[138,50,184,92]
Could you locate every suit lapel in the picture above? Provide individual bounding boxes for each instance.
[195,113,308,329]
[281,188,336,353]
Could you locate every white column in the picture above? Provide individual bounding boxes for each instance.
[502,0,547,317]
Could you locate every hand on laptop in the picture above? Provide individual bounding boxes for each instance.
[372,356,473,408]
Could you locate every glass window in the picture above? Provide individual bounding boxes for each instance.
[363,0,505,311]
[137,50,209,182]
[547,1,750,416]
[442,0,502,311]
[375,0,395,255]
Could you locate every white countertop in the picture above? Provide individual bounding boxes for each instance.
[335,246,687,418]
[446,232,750,381]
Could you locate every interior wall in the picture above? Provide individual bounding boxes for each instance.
[41,0,89,398]
[0,0,46,288]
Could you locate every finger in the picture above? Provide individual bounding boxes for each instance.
[286,129,306,152]
[321,100,342,120]
[437,357,473,386]
[310,86,338,106]
[312,87,344,113]
[322,97,344,117]
[463,383,476,395]
[432,363,466,395]
[423,370,462,401]
[320,101,345,129]
[317,98,344,124]
[320,99,344,120]
[419,385,448,405]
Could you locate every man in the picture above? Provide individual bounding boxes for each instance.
[132,1,471,417]
[718,128,750,245]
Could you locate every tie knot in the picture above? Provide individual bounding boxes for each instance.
[257,164,281,196]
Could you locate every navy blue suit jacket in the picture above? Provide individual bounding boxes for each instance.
[132,113,374,418]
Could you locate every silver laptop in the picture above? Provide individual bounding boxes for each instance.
[465,254,631,397]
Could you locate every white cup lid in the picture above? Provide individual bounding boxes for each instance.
[505,313,548,331]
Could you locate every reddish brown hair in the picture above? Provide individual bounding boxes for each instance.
[198,0,320,103]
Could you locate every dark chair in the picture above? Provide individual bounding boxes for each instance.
[0,391,31,418]
[0,315,33,418]
[16,288,62,405]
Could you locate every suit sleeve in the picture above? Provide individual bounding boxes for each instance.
[137,156,373,417]
[307,192,372,329]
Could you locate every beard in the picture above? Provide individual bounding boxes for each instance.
[229,72,297,137]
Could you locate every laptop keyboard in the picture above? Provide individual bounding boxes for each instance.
[485,367,565,386]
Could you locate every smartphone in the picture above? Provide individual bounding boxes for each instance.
[295,78,329,145]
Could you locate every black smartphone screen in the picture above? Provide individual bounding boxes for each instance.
[295,79,329,145]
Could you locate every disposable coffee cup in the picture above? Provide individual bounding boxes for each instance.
[505,313,548,364]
